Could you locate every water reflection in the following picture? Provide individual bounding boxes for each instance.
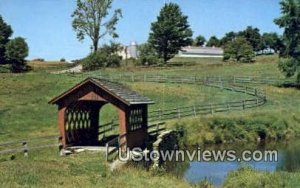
[180,140,300,187]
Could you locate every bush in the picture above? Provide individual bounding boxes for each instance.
[60,58,66,62]
[82,43,122,71]
[138,43,162,65]
[32,58,44,62]
[223,37,255,63]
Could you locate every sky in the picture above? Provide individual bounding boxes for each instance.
[0,0,282,61]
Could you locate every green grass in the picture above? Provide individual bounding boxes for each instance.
[0,148,191,188]
[223,167,300,188]
[0,55,299,187]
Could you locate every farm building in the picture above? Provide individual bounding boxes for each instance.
[118,41,138,60]
[49,78,154,150]
[178,46,224,58]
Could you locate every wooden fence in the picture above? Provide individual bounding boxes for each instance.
[97,73,285,86]
[0,135,61,156]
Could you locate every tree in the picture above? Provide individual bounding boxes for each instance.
[238,26,262,51]
[82,42,122,70]
[5,37,29,72]
[274,0,300,83]
[223,37,255,63]
[0,15,13,64]
[193,35,206,46]
[72,0,122,53]
[148,3,193,63]
[206,36,220,47]
[261,32,284,53]
[220,31,237,47]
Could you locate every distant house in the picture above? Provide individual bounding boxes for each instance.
[178,46,224,58]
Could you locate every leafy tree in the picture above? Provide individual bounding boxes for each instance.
[5,37,29,72]
[220,31,237,47]
[274,0,300,83]
[0,15,13,64]
[82,42,121,70]
[72,0,122,53]
[223,37,255,63]
[193,35,206,46]
[238,26,262,51]
[148,3,193,63]
[206,36,220,47]
[261,32,284,53]
[138,43,162,65]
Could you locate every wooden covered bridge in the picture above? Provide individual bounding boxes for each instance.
[49,77,154,150]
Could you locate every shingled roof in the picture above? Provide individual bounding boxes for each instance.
[49,77,154,106]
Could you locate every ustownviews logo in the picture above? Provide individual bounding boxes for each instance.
[117,148,278,162]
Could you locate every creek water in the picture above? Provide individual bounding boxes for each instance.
[167,140,300,187]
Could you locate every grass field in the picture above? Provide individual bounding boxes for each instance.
[0,55,300,187]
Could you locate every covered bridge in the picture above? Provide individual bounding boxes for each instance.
[49,77,154,149]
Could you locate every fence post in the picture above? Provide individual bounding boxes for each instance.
[193,106,196,117]
[177,108,181,118]
[158,108,162,121]
[22,142,28,157]
[227,103,230,111]
[110,120,113,131]
[242,100,245,110]
[106,143,109,161]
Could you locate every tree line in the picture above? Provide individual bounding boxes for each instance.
[0,16,29,72]
[1,0,299,83]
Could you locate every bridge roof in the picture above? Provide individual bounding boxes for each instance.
[49,77,154,106]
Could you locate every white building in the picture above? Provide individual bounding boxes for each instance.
[178,46,224,58]
[118,41,138,59]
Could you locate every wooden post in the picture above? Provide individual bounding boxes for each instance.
[177,108,181,118]
[58,136,65,156]
[22,142,28,157]
[193,106,196,117]
[105,143,109,161]
[158,108,162,121]
[242,100,245,110]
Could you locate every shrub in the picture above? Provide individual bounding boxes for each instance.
[60,58,66,62]
[138,43,162,65]
[32,58,44,62]
[223,37,255,63]
[82,43,122,71]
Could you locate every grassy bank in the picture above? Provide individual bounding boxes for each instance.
[0,148,191,188]
[223,167,300,188]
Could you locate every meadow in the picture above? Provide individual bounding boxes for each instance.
[0,55,300,187]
